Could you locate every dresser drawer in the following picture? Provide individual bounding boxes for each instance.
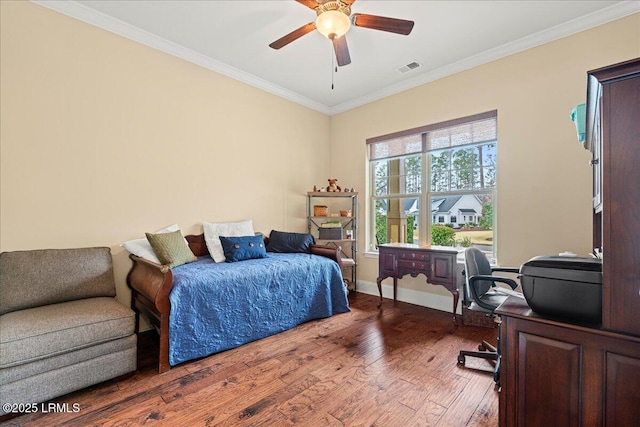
[399,251,429,262]
[398,259,429,272]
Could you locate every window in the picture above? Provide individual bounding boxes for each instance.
[368,111,497,260]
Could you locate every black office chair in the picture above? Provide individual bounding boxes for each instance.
[457,247,520,385]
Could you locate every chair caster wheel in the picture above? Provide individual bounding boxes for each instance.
[458,355,466,365]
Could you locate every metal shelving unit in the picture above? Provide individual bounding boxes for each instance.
[307,192,358,291]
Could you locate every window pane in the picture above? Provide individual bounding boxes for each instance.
[431,149,451,192]
[451,147,480,190]
[373,160,389,196]
[481,142,497,187]
[404,156,422,194]
[430,142,496,192]
[373,156,421,196]
[374,197,420,246]
[430,194,494,258]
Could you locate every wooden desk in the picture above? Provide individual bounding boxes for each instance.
[497,296,640,426]
[376,243,460,324]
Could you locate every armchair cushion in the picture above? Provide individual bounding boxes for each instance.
[0,297,135,369]
[0,297,135,368]
[0,248,115,316]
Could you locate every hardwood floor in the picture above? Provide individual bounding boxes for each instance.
[2,293,499,426]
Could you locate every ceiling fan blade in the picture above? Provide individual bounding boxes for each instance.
[352,13,415,35]
[296,0,319,9]
[269,22,316,49]
[333,36,351,67]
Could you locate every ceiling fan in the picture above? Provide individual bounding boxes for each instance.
[269,0,415,67]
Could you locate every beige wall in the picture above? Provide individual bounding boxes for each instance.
[1,1,638,312]
[0,2,330,305]
[330,14,639,304]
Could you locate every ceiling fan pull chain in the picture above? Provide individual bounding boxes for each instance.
[331,48,335,90]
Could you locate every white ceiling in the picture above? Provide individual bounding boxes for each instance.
[35,1,639,115]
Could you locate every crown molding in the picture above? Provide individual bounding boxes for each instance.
[32,1,639,117]
[329,1,640,115]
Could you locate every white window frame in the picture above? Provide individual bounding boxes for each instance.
[367,111,498,261]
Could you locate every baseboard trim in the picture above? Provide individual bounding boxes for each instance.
[355,279,463,315]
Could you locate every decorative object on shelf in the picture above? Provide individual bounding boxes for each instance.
[319,227,343,240]
[307,191,358,291]
[319,220,343,239]
[326,178,341,192]
[571,103,586,143]
[320,220,341,228]
[313,205,328,216]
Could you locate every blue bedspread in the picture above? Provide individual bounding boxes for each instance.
[168,253,350,366]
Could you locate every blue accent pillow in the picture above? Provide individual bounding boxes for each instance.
[219,235,267,262]
[266,230,315,253]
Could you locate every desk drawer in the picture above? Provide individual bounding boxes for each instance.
[399,251,429,262]
[398,259,429,272]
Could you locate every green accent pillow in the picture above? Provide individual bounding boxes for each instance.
[145,230,197,268]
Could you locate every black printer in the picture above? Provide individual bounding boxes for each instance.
[520,255,602,324]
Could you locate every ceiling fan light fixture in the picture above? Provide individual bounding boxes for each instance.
[315,10,351,40]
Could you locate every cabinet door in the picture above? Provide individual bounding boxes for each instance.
[602,72,640,335]
[605,352,640,426]
[379,250,397,276]
[430,253,455,287]
[591,85,602,212]
[516,333,581,427]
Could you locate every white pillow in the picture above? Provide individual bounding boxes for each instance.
[122,224,182,264]
[203,220,254,263]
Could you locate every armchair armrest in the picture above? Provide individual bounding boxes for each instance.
[469,274,519,290]
[491,267,520,274]
[310,244,343,266]
[468,274,520,312]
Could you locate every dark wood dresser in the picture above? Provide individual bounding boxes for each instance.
[376,243,460,323]
[497,57,640,426]
[497,296,640,426]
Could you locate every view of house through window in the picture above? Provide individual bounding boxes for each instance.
[368,111,497,260]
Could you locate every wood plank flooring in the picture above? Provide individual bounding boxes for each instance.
[2,293,499,426]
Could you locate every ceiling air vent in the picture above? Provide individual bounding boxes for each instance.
[397,61,421,73]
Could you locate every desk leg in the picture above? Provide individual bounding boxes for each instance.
[452,289,459,326]
[393,277,398,301]
[376,277,384,307]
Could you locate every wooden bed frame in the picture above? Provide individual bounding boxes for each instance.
[126,233,342,373]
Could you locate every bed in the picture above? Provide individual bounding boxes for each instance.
[126,233,350,372]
